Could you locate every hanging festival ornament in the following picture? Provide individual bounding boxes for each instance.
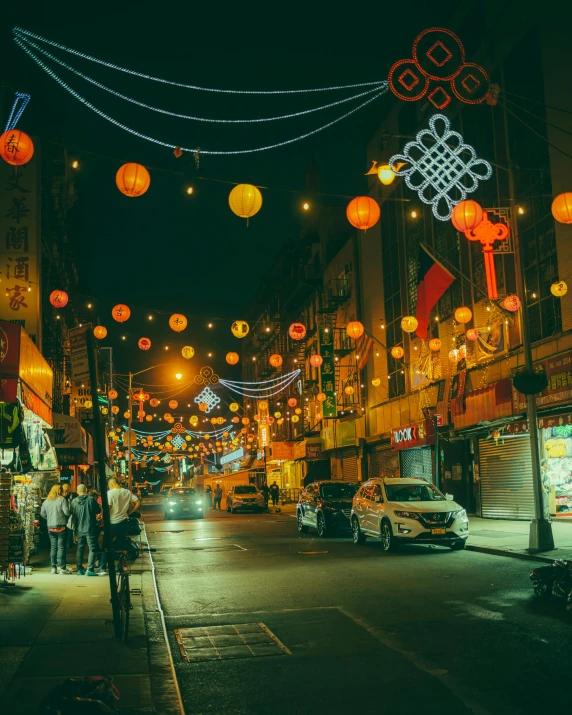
[274,411,282,419]
[108,389,118,400]
[449,348,459,362]
[288,397,297,407]
[116,162,150,197]
[464,328,479,342]
[229,403,239,412]
[181,346,195,359]
[231,416,240,423]
[346,321,365,339]
[454,307,472,324]
[401,316,418,333]
[503,294,521,312]
[295,407,302,415]
[49,290,68,308]
[228,184,263,223]
[464,212,509,300]
[101,407,108,415]
[242,417,250,425]
[344,385,355,395]
[226,352,239,365]
[169,400,178,409]
[84,400,93,409]
[1,129,34,166]
[346,196,380,231]
[551,280,568,297]
[112,304,131,322]
[391,346,404,359]
[309,354,323,367]
[289,322,306,340]
[189,415,199,426]
[199,402,208,412]
[111,406,120,414]
[428,338,441,351]
[451,200,483,232]
[146,414,153,422]
[94,325,107,340]
[138,337,151,350]
[164,412,172,420]
[123,410,130,418]
[317,392,326,402]
[269,354,283,368]
[372,377,381,387]
[551,193,572,224]
[149,398,159,408]
[291,415,300,423]
[377,164,395,186]
[169,313,188,332]
[231,320,249,338]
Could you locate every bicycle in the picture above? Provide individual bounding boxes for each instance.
[99,548,132,643]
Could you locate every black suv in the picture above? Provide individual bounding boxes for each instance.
[164,487,204,520]
[297,481,360,537]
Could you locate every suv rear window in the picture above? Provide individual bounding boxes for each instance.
[320,483,358,499]
[385,483,445,502]
[234,486,258,494]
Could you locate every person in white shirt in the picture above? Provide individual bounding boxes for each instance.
[98,478,140,575]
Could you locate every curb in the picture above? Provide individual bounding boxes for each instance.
[466,543,557,564]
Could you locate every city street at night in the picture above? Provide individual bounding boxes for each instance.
[142,500,572,715]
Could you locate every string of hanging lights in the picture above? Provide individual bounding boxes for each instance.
[219,370,301,398]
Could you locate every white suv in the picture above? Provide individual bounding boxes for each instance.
[351,477,469,552]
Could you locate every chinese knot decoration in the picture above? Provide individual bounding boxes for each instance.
[388,28,490,109]
[464,212,509,300]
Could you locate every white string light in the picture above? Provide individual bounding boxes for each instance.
[220,370,301,397]
[13,27,384,95]
[17,34,384,124]
[13,35,388,155]
[4,91,31,131]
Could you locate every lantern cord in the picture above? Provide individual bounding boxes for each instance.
[500,95,572,139]
[4,92,31,131]
[498,100,572,163]
[502,89,572,116]
[14,35,388,155]
[17,34,385,124]
[13,27,384,95]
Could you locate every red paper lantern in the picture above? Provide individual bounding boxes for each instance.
[288,398,297,407]
[226,352,239,365]
[309,354,323,368]
[138,337,151,350]
[466,328,479,341]
[451,200,483,232]
[346,196,380,231]
[289,323,307,341]
[0,130,34,166]
[50,290,68,308]
[346,320,365,339]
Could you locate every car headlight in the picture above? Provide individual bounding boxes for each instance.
[195,500,202,504]
[394,510,419,519]
[168,501,176,505]
[453,508,467,519]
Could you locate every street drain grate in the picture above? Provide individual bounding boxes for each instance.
[299,550,329,555]
[175,622,290,662]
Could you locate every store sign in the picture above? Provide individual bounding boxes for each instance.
[220,447,244,465]
[319,327,337,418]
[292,441,306,459]
[270,441,294,461]
[0,155,41,343]
[19,328,52,409]
[306,440,323,460]
[391,419,435,450]
[258,399,269,448]
[506,413,572,434]
[513,349,572,412]
[52,413,87,451]
[69,324,92,391]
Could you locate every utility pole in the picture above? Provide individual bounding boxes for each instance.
[127,371,133,491]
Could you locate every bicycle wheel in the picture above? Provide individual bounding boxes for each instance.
[117,559,131,642]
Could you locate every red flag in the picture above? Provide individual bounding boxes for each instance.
[415,246,455,340]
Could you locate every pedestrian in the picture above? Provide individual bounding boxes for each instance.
[260,481,270,508]
[269,481,280,507]
[41,484,72,574]
[213,484,223,511]
[98,478,140,575]
[204,485,212,509]
[71,483,102,576]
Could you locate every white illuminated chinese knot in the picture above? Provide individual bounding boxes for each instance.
[171,434,185,449]
[194,387,220,414]
[389,114,492,221]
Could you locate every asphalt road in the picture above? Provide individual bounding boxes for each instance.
[142,499,572,715]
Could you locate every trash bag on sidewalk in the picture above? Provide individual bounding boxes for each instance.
[39,676,120,712]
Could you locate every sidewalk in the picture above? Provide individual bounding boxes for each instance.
[467,516,572,563]
[0,532,180,714]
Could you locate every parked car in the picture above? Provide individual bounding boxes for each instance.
[164,487,204,519]
[297,481,360,537]
[351,477,469,551]
[226,485,265,513]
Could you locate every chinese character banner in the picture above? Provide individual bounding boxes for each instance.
[319,328,337,419]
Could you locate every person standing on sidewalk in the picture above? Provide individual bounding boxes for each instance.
[98,478,140,575]
[71,484,102,576]
[260,481,270,509]
[41,484,72,574]
[213,484,223,511]
[269,481,280,507]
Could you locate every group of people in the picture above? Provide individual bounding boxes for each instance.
[203,481,281,510]
[40,478,140,576]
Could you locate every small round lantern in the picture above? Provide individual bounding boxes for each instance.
[199,402,208,412]
[391,346,404,359]
[503,294,521,312]
[372,377,381,387]
[94,325,107,340]
[108,389,118,400]
[551,193,572,224]
[169,400,178,409]
[242,417,250,425]
[551,280,568,297]
[116,163,150,197]
[344,385,355,395]
[228,184,263,221]
[169,313,188,332]
[428,338,442,351]
[454,306,472,324]
[346,196,380,231]
[309,354,323,368]
[230,403,239,412]
[226,352,239,365]
[292,415,300,423]
[317,393,326,402]
[138,337,151,350]
[146,415,153,422]
[0,130,34,166]
[123,411,130,419]
[295,408,302,415]
[182,346,195,359]
[451,200,483,232]
[112,304,131,323]
[274,411,282,419]
[346,321,365,339]
[231,320,250,338]
[50,290,69,308]
[401,316,418,333]
[164,413,172,420]
[269,354,283,367]
[289,322,306,341]
[150,398,159,407]
[466,328,479,341]
[288,397,297,407]
[111,406,120,414]
[377,164,395,186]
[231,416,240,423]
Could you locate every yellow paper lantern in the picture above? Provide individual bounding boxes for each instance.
[169,313,188,332]
[344,385,355,395]
[372,377,381,387]
[84,400,93,409]
[551,281,568,297]
[231,320,250,338]
[454,306,472,324]
[346,321,365,339]
[390,346,404,359]
[401,316,418,333]
[182,345,195,359]
[377,164,395,186]
[274,411,282,419]
[229,184,263,221]
[428,338,442,351]
[291,415,300,423]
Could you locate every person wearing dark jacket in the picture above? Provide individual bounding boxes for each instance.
[269,481,280,507]
[70,484,102,576]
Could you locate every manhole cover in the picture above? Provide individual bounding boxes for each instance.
[175,622,290,662]
[299,551,329,555]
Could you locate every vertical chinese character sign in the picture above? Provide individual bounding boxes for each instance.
[319,328,337,419]
[0,156,40,344]
[258,400,269,448]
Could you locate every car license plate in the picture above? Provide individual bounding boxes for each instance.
[431,528,446,535]
[183,507,190,511]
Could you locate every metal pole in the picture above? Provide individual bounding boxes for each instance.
[127,372,133,491]
[433,415,440,492]
[508,164,554,552]
[85,330,122,638]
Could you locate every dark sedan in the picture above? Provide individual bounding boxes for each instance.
[164,487,204,520]
[297,481,360,537]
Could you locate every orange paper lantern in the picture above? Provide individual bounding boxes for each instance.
[391,346,404,359]
[288,398,297,407]
[226,352,239,365]
[242,417,250,425]
[116,162,150,197]
[94,325,107,340]
[138,337,151,350]
[108,389,118,400]
[346,321,365,339]
[317,393,326,402]
[428,338,442,351]
[169,400,178,409]
[344,385,355,395]
[454,307,472,324]
[451,200,483,232]
[50,290,69,308]
[269,354,283,368]
[0,130,34,166]
[169,313,188,332]
[346,196,380,231]
[309,354,323,367]
[150,398,159,407]
[466,328,479,341]
[112,304,131,323]
[503,294,521,312]
[551,193,572,224]
[288,323,306,341]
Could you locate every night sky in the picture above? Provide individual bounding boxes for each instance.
[1,6,462,388]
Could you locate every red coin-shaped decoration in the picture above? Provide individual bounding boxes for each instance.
[1,130,34,166]
[50,290,69,308]
[346,196,380,231]
[451,200,483,232]
[138,337,151,350]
